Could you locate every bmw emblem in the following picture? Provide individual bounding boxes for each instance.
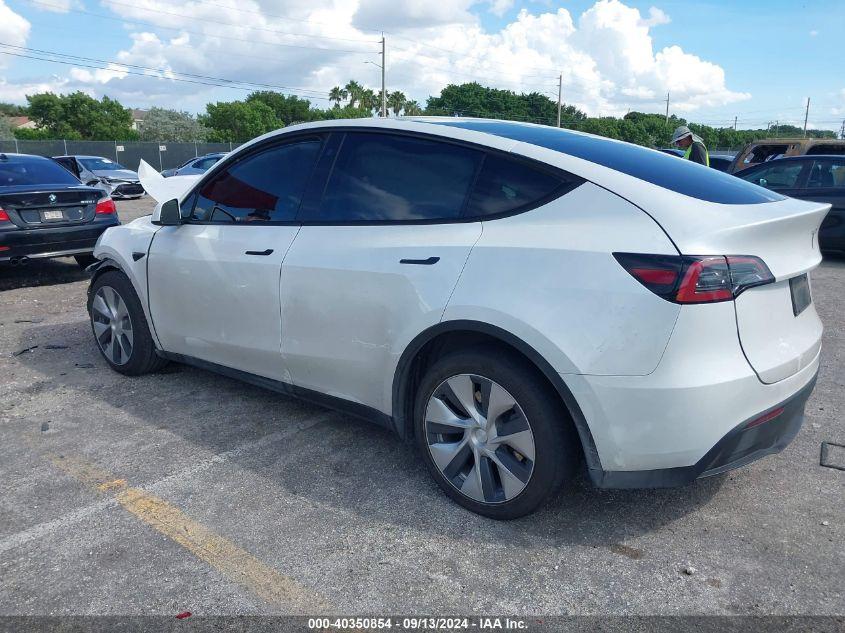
[48,194,57,204]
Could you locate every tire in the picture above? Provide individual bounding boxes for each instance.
[87,270,167,376]
[74,254,97,269]
[414,347,580,519]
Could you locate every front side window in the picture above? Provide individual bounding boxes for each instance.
[806,159,845,189]
[738,162,805,190]
[466,153,575,217]
[311,132,482,222]
[192,139,321,223]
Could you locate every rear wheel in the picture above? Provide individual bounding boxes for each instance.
[88,270,167,375]
[414,348,580,519]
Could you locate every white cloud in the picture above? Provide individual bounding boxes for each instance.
[0,0,749,118]
[489,0,516,18]
[809,29,818,37]
[640,7,670,27]
[0,0,31,67]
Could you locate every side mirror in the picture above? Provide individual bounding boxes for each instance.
[758,178,768,187]
[154,198,182,226]
[86,179,100,186]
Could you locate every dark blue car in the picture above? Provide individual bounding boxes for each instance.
[736,155,845,255]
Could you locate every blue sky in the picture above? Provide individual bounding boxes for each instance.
[1,0,843,132]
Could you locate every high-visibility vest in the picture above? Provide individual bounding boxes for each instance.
[684,141,710,167]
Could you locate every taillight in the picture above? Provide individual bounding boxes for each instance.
[0,207,10,222]
[614,253,774,304]
[95,197,116,215]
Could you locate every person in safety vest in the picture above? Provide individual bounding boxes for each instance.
[671,125,709,166]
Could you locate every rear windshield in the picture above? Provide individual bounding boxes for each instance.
[0,157,81,186]
[430,120,784,204]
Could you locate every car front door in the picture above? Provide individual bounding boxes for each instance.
[147,135,323,381]
[792,158,845,252]
[279,131,485,414]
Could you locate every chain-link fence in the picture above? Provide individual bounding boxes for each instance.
[0,140,235,171]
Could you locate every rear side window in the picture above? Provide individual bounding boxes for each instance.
[431,120,783,205]
[805,144,845,156]
[313,132,481,222]
[466,154,575,217]
[193,139,321,223]
[806,159,845,189]
[738,162,805,190]
[742,144,790,165]
[0,157,80,186]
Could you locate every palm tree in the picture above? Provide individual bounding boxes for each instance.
[344,80,363,108]
[359,89,378,114]
[387,91,406,116]
[329,86,348,108]
[403,100,422,116]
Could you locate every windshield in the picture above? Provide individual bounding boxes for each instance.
[0,157,80,186]
[431,120,784,205]
[79,157,127,171]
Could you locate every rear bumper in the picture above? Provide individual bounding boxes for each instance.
[590,370,817,488]
[0,219,118,261]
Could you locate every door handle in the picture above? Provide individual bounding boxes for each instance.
[245,249,274,256]
[399,257,440,265]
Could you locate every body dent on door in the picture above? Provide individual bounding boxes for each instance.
[147,223,299,381]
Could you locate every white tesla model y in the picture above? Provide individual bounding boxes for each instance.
[87,118,827,518]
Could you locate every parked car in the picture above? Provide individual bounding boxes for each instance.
[160,153,227,178]
[658,148,732,171]
[87,118,826,518]
[0,153,118,268]
[736,155,844,255]
[728,138,845,173]
[53,155,145,199]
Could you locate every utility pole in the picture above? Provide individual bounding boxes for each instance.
[380,34,386,118]
[733,116,737,131]
[664,91,670,124]
[803,97,810,137]
[556,74,562,128]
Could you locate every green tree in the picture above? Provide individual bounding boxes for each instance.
[246,91,315,126]
[26,92,136,140]
[403,100,422,116]
[0,102,26,117]
[387,91,406,116]
[200,100,282,142]
[329,86,348,108]
[359,88,378,114]
[138,107,208,142]
[344,80,364,108]
[0,116,13,141]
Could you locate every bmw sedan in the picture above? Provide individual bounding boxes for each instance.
[0,153,119,268]
[53,155,145,199]
[160,153,227,178]
[86,118,827,519]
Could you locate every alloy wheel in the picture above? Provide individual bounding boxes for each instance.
[91,285,134,366]
[424,374,536,504]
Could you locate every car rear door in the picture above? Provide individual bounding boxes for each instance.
[146,135,323,381]
[791,158,845,252]
[279,131,484,414]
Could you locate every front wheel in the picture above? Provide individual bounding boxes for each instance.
[414,348,580,519]
[88,270,167,375]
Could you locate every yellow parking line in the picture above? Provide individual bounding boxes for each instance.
[49,453,329,612]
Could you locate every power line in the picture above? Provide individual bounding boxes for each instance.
[0,44,333,99]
